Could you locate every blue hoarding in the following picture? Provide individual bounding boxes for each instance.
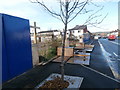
[83,33,90,43]
[2,14,33,82]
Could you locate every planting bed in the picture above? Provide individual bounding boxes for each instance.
[35,73,83,89]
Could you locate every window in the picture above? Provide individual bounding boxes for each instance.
[73,31,74,33]
[78,30,80,33]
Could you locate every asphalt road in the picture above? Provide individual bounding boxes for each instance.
[98,38,120,80]
[2,39,120,89]
[99,39,119,55]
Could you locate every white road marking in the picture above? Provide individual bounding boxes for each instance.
[80,64,120,83]
[113,52,118,57]
[113,52,120,61]
[109,41,120,46]
[98,40,120,80]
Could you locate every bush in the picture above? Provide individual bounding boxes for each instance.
[46,47,56,60]
[69,45,76,47]
[39,38,62,62]
[39,47,57,62]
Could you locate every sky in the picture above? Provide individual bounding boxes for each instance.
[0,0,119,32]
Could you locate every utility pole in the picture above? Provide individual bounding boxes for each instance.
[30,22,40,44]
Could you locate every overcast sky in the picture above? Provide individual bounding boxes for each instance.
[0,0,119,32]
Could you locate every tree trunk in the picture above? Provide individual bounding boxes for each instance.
[61,22,67,81]
[61,1,69,81]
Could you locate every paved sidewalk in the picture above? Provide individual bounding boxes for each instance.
[2,40,120,89]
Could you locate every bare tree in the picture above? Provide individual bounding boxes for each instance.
[30,0,108,81]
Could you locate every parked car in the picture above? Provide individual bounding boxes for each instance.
[108,35,116,40]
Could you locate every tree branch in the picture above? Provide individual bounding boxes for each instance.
[68,0,79,16]
[84,13,108,26]
[89,1,102,7]
[36,0,60,16]
[60,0,65,20]
[68,0,89,23]
[68,0,77,12]
[83,6,104,25]
[87,23,109,30]
[84,14,102,24]
[30,0,65,24]
[97,13,108,24]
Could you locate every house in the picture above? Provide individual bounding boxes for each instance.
[38,30,62,42]
[107,29,120,37]
[67,25,91,43]
[111,30,119,37]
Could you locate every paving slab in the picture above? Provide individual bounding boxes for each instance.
[68,52,90,65]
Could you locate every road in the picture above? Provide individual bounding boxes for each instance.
[98,38,120,80]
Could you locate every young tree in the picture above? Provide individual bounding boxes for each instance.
[30,0,107,81]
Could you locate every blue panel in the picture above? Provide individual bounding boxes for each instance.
[83,34,90,43]
[2,14,33,81]
[1,14,9,82]
[2,28,9,82]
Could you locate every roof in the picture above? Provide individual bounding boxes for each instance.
[38,30,59,33]
[69,25,87,31]
[110,29,120,33]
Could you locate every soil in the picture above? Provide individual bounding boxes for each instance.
[39,76,69,89]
